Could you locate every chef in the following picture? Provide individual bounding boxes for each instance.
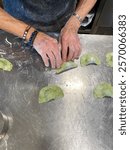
[0,0,97,68]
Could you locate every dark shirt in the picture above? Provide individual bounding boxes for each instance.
[3,0,77,32]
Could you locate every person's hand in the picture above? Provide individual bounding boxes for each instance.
[60,16,81,62]
[33,32,62,68]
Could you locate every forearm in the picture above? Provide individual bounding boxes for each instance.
[63,0,97,32]
[0,7,35,41]
[0,7,63,68]
[75,0,97,20]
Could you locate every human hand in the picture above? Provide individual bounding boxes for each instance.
[60,16,82,62]
[33,32,62,68]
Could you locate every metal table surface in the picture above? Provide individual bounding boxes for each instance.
[0,31,113,150]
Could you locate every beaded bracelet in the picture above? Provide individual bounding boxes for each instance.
[22,25,31,42]
[21,25,31,48]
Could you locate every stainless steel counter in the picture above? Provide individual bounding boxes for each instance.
[0,31,113,150]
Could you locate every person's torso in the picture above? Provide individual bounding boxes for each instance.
[3,0,77,32]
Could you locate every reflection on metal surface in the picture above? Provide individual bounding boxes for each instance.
[0,139,8,150]
[0,109,13,150]
[0,111,9,141]
[0,109,13,143]
[5,38,12,48]
[64,76,84,90]
[0,32,113,150]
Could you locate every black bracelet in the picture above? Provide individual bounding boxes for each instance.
[27,30,38,48]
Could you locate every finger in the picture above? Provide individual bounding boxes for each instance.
[77,40,82,54]
[72,38,81,59]
[57,43,63,66]
[67,44,75,61]
[58,39,63,66]
[73,45,81,59]
[41,54,49,67]
[67,49,74,61]
[62,41,68,62]
[75,35,81,57]
[77,48,82,58]
[47,52,56,68]
[52,51,62,68]
[51,45,62,68]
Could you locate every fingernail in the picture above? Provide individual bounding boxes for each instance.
[45,64,49,67]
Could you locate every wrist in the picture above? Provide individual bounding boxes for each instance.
[33,32,47,48]
[73,12,83,24]
[65,16,81,33]
[33,32,42,47]
[21,25,39,48]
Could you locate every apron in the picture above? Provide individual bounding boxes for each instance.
[3,0,77,32]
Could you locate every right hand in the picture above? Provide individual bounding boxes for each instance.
[33,32,62,68]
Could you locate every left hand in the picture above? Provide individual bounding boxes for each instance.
[59,16,82,62]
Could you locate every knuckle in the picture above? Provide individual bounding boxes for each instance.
[52,39,58,44]
[62,35,67,41]
[49,55,53,59]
